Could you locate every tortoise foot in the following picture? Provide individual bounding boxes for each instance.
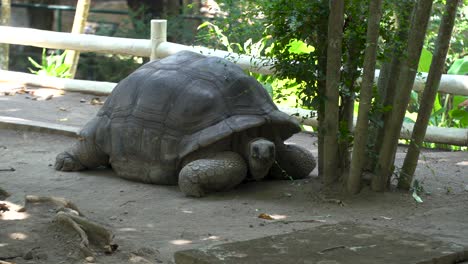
[55,152,86,171]
[270,144,316,180]
[178,152,247,197]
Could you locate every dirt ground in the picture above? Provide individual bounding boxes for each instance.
[1,86,467,264]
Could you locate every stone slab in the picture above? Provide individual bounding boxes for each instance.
[0,115,79,137]
[174,222,467,264]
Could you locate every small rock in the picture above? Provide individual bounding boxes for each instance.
[259,223,265,226]
[85,256,95,263]
[249,224,254,228]
[109,215,117,220]
[36,252,48,260]
[80,98,87,103]
[284,193,292,197]
[23,250,34,260]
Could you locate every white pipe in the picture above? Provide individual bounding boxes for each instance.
[156,42,275,75]
[0,70,115,95]
[0,26,151,57]
[150,19,167,61]
[279,106,467,146]
[374,69,468,96]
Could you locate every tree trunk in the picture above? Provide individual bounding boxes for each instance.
[399,0,460,190]
[64,0,91,79]
[347,0,383,194]
[316,1,329,178]
[368,0,414,172]
[339,19,362,177]
[0,0,10,70]
[372,0,433,192]
[323,0,344,185]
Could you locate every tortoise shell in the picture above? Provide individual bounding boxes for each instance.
[92,51,301,175]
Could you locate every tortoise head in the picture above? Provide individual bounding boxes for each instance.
[247,138,275,181]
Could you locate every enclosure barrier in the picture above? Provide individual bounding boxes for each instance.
[0,20,466,146]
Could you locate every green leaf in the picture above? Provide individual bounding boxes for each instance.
[288,39,314,55]
[27,57,42,69]
[447,56,468,75]
[412,191,423,203]
[418,48,433,72]
[449,109,468,127]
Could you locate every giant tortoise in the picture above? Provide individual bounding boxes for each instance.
[55,51,316,197]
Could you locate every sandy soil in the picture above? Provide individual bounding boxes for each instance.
[1,87,467,263]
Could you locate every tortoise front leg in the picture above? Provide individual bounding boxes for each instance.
[178,151,247,197]
[270,144,316,180]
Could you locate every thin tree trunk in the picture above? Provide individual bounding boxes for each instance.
[372,0,433,192]
[65,0,91,79]
[323,0,344,185]
[0,0,10,70]
[368,0,414,172]
[316,0,329,179]
[339,29,362,177]
[399,0,460,190]
[347,0,383,194]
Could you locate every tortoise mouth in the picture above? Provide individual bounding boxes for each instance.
[177,110,301,161]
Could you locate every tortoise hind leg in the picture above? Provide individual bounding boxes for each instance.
[55,118,109,171]
[178,151,247,197]
[55,141,108,171]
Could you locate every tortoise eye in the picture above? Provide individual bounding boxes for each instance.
[252,146,260,157]
[268,145,275,155]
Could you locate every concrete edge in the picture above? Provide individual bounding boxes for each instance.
[0,115,80,138]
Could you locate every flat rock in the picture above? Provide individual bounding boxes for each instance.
[174,222,467,264]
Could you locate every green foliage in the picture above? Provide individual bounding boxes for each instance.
[424,0,468,67]
[195,0,265,49]
[78,54,143,82]
[447,56,468,74]
[28,49,71,78]
[407,50,468,130]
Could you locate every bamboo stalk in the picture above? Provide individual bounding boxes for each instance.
[348,0,383,194]
[399,0,461,190]
[0,0,10,70]
[323,0,344,185]
[372,0,434,192]
[64,0,91,79]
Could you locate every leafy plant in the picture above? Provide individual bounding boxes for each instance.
[28,49,71,78]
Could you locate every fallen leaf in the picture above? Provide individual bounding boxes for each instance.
[90,97,104,105]
[58,118,68,122]
[80,98,87,103]
[0,203,10,213]
[258,213,274,220]
[45,94,53,100]
[412,191,423,203]
[58,107,68,111]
